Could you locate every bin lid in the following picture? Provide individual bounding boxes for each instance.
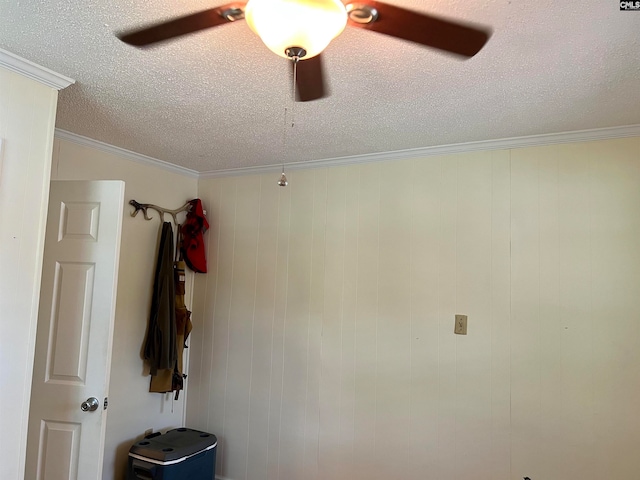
[129,428,217,463]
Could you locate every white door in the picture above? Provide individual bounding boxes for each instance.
[25,180,124,480]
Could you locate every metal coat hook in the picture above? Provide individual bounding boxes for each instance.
[129,199,192,225]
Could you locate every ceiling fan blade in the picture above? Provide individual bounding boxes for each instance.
[118,2,246,47]
[294,55,327,102]
[345,1,490,58]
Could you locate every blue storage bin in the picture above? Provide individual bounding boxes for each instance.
[127,428,217,480]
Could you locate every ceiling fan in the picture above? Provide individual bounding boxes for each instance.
[118,0,491,101]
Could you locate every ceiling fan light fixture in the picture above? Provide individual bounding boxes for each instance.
[245,0,347,59]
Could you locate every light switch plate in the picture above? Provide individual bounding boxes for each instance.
[454,314,468,335]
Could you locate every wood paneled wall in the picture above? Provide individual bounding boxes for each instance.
[187,137,640,480]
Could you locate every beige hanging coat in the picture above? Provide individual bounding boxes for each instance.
[150,260,192,393]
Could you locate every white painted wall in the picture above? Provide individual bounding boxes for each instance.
[0,67,59,480]
[187,137,640,480]
[51,137,198,480]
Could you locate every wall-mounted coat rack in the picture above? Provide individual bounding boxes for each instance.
[129,199,192,225]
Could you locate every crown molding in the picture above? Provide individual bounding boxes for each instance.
[199,124,640,179]
[0,48,74,90]
[54,124,640,180]
[54,129,199,178]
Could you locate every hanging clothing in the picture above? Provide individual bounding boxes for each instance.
[149,260,192,395]
[181,198,209,273]
[174,260,193,378]
[144,222,177,377]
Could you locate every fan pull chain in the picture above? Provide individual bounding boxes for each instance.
[291,59,297,128]
[278,106,289,187]
[282,107,288,149]
[278,53,301,188]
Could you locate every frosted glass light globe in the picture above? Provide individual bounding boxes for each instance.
[245,0,347,59]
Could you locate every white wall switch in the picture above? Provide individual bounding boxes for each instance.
[454,314,468,335]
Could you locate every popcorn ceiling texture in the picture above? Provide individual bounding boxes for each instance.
[1,0,639,172]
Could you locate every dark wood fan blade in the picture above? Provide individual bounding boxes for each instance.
[346,1,490,58]
[294,55,327,102]
[118,3,246,47]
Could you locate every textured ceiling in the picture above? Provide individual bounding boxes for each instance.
[1,0,639,172]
